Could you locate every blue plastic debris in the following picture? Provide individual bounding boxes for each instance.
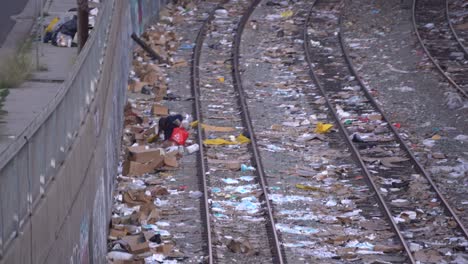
[241,164,256,172]
[222,178,239,184]
[179,43,195,50]
[275,223,318,235]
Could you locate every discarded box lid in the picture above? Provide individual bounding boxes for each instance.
[152,104,169,116]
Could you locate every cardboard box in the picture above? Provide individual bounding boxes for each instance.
[142,71,159,84]
[155,243,174,255]
[163,156,178,168]
[122,161,156,176]
[135,133,146,145]
[109,228,128,239]
[152,104,169,116]
[129,125,144,134]
[122,234,150,254]
[143,231,162,243]
[129,81,149,93]
[155,84,167,102]
[128,146,164,163]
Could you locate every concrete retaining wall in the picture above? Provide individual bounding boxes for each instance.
[0,0,166,263]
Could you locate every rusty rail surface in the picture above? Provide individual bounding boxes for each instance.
[232,0,285,263]
[191,0,285,262]
[412,0,468,98]
[304,0,468,263]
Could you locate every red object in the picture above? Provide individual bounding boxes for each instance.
[358,117,369,123]
[393,123,401,129]
[170,127,189,145]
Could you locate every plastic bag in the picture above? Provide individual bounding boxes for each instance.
[55,32,73,47]
[170,127,189,145]
[314,122,333,134]
[203,134,251,145]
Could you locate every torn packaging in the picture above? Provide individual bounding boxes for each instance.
[122,190,152,206]
[129,81,149,93]
[122,234,150,254]
[109,228,128,240]
[154,243,174,255]
[164,156,178,167]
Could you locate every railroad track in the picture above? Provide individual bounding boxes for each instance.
[447,0,468,54]
[413,0,468,98]
[305,0,468,263]
[237,0,412,263]
[191,0,282,262]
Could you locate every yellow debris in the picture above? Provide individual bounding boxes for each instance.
[281,10,293,18]
[203,134,251,145]
[314,122,333,134]
[295,184,321,191]
[45,17,60,33]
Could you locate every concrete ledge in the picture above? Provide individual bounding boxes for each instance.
[0,82,61,153]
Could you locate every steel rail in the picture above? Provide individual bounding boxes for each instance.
[190,2,228,263]
[307,0,468,257]
[302,1,415,263]
[347,2,468,240]
[231,0,285,263]
[412,0,468,98]
[446,0,468,56]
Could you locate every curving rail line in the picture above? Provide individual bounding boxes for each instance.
[232,0,285,262]
[305,0,468,263]
[446,0,468,55]
[412,0,468,98]
[190,2,224,262]
[191,0,284,262]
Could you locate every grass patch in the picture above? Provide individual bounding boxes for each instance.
[0,39,33,90]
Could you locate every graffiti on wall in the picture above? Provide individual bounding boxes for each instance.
[70,214,90,264]
[130,0,143,35]
[130,0,162,35]
[92,173,107,263]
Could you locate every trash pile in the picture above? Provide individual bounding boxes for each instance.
[43,0,100,47]
[107,3,203,263]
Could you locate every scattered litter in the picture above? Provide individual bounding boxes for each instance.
[275,223,318,235]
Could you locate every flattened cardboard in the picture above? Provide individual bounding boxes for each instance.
[152,104,169,116]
